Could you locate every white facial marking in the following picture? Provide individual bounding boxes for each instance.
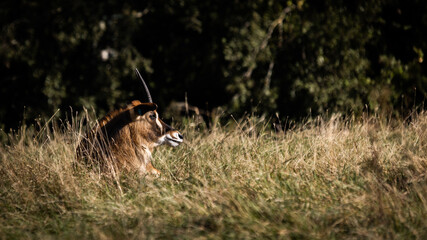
[164,131,183,147]
[155,113,163,131]
[156,135,167,146]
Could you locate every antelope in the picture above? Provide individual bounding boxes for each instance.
[76,69,183,176]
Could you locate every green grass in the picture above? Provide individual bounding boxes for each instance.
[1,112,426,239]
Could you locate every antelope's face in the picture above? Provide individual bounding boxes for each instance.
[131,103,183,148]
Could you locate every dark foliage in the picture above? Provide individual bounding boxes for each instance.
[1,0,426,130]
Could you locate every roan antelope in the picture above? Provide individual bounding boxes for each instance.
[76,69,183,176]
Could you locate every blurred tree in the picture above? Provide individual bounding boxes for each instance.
[0,0,153,130]
[0,0,426,130]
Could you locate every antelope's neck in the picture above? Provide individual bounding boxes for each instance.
[140,144,153,160]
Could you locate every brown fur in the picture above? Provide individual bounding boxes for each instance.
[76,100,182,176]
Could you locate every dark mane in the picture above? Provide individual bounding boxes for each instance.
[98,100,143,128]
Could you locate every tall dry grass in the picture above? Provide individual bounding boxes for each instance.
[0,112,426,239]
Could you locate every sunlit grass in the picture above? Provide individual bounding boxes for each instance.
[1,112,426,239]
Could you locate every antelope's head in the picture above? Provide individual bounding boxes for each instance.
[131,68,183,148]
[129,102,183,148]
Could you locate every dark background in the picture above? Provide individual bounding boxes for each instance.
[1,0,426,130]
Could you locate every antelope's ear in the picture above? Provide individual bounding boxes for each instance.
[146,103,157,112]
[151,103,158,110]
[134,103,157,116]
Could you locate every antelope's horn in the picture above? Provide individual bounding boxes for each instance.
[135,68,153,103]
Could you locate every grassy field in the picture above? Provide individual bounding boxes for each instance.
[1,112,426,239]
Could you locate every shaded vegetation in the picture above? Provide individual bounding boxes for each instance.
[1,0,426,130]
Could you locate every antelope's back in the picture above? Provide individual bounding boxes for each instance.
[76,100,144,167]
